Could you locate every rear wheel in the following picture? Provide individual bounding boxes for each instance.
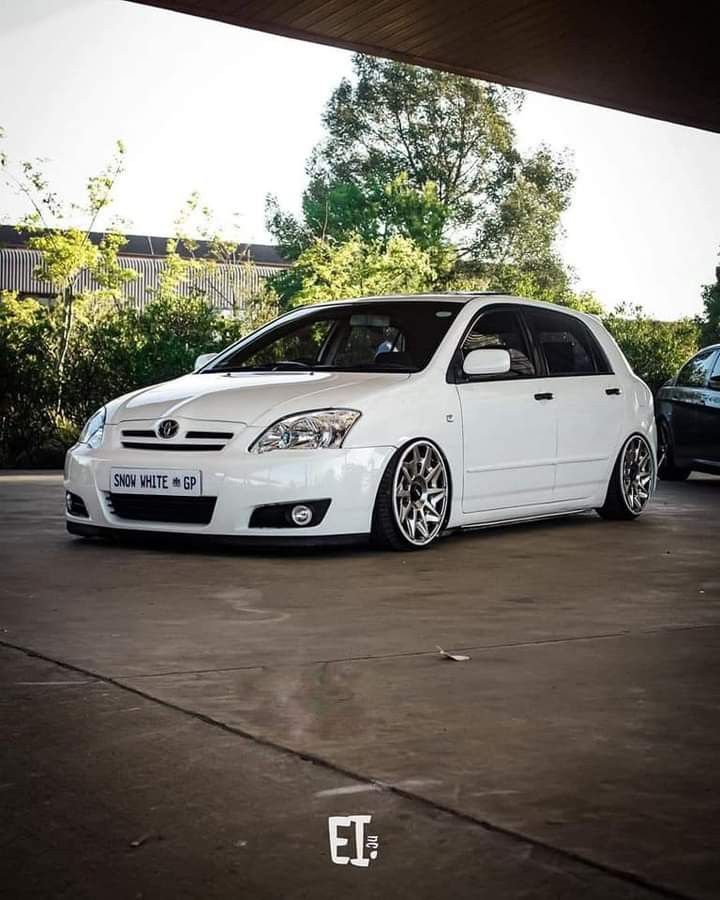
[657,420,691,481]
[596,434,654,520]
[371,439,450,550]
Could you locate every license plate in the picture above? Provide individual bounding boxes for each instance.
[110,467,202,496]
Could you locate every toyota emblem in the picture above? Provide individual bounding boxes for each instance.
[157,419,179,439]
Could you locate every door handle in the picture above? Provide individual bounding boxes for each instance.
[534,392,554,401]
[605,388,622,396]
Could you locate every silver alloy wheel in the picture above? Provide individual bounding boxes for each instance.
[621,435,654,514]
[392,440,449,546]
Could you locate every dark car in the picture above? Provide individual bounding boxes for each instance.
[656,344,720,480]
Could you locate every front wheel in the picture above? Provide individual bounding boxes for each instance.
[596,434,654,520]
[371,439,450,550]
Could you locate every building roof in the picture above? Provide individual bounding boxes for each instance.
[134,0,720,134]
[0,226,290,311]
[0,226,288,268]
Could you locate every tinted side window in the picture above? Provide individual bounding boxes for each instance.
[676,349,715,387]
[525,309,608,376]
[462,309,535,377]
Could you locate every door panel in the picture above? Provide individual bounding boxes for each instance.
[552,377,624,501]
[671,389,700,463]
[455,306,557,514]
[523,307,623,501]
[459,379,557,513]
[697,352,720,465]
[671,349,717,464]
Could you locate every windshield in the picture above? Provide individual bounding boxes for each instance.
[207,302,461,373]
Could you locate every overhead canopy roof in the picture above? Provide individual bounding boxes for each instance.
[132,1,719,133]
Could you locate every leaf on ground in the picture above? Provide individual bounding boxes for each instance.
[436,645,470,662]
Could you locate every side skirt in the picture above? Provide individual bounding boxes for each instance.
[457,508,593,533]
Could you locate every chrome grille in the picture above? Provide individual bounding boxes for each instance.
[120,427,233,451]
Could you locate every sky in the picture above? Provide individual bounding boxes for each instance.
[1,0,719,320]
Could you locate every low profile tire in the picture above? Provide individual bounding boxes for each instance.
[371,439,450,551]
[596,433,655,520]
[657,420,691,481]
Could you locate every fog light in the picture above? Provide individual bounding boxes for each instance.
[290,504,313,526]
[65,491,89,518]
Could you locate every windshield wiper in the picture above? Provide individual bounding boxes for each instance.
[210,361,417,374]
[271,360,313,370]
[210,361,314,373]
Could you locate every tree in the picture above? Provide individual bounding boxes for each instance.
[1,135,133,421]
[698,258,720,346]
[152,192,279,329]
[271,234,454,306]
[268,55,575,303]
[267,172,451,257]
[312,55,522,228]
[0,130,277,465]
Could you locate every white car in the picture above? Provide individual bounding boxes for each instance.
[65,294,657,551]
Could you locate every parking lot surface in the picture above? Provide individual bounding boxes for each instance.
[1,472,719,899]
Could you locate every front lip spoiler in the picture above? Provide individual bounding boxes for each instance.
[66,520,368,550]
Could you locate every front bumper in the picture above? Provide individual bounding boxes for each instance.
[64,442,395,540]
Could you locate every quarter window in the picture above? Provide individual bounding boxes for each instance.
[676,349,716,387]
[525,309,609,376]
[462,309,535,377]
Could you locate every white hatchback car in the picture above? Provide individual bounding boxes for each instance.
[65,294,656,550]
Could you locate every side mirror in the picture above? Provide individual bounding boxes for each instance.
[463,348,511,377]
[194,352,217,371]
[709,374,720,390]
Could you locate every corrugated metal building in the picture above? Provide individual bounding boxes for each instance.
[0,226,290,314]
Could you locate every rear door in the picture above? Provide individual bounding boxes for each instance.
[456,307,558,514]
[523,308,623,503]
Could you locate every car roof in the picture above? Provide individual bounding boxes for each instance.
[297,292,493,307]
[296,293,600,322]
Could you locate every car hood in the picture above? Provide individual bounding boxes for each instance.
[109,370,410,426]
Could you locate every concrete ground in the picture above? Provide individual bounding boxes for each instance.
[1,472,719,900]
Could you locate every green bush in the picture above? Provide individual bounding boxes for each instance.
[0,293,59,466]
[0,291,253,467]
[601,304,699,394]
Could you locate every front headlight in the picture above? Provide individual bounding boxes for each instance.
[250,409,361,454]
[78,406,106,449]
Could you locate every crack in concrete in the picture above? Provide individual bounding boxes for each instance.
[108,621,720,679]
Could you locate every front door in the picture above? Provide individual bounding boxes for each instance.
[457,308,557,514]
[671,348,717,465]
[697,350,720,466]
